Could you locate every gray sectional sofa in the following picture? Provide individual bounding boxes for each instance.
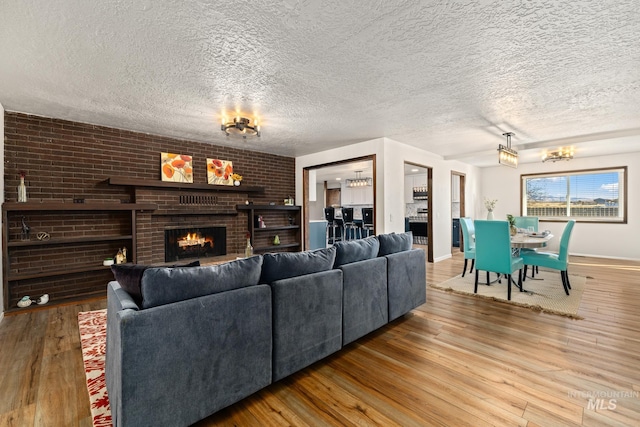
[106,232,426,427]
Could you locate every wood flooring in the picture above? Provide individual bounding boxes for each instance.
[1,253,639,426]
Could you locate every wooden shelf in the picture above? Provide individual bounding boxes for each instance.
[7,235,133,247]
[108,177,265,193]
[152,211,238,217]
[255,225,299,232]
[2,202,157,212]
[236,204,299,211]
[7,264,112,281]
[254,243,300,253]
[5,291,106,315]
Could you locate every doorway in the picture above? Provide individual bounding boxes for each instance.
[451,171,466,253]
[302,155,376,249]
[404,162,433,263]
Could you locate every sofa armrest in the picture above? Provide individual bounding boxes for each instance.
[386,248,427,321]
[106,284,272,427]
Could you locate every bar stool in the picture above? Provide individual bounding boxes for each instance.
[361,207,374,237]
[324,207,341,244]
[341,208,359,240]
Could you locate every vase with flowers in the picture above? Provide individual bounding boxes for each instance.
[231,173,243,186]
[484,198,497,220]
[506,214,517,236]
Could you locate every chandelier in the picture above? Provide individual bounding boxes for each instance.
[542,147,574,162]
[346,171,372,188]
[498,132,518,168]
[221,116,261,138]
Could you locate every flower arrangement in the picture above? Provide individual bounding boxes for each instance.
[506,214,517,235]
[484,198,497,212]
[231,173,243,182]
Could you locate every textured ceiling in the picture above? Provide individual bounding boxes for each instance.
[1,1,640,166]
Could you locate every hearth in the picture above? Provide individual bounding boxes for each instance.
[164,226,226,262]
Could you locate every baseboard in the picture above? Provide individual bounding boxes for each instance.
[434,253,453,263]
[570,252,640,262]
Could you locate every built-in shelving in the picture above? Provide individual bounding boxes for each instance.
[236,204,302,253]
[2,202,158,312]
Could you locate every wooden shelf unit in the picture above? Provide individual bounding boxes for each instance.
[2,202,157,312]
[236,205,302,253]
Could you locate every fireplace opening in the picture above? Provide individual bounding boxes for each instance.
[164,226,226,262]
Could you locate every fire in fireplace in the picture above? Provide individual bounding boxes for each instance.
[164,227,226,262]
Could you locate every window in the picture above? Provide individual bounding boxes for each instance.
[521,167,626,223]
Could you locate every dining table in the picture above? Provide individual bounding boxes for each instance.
[510,232,554,251]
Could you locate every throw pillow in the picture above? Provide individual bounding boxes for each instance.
[260,246,336,284]
[140,256,262,309]
[333,236,380,267]
[377,232,413,256]
[111,260,200,306]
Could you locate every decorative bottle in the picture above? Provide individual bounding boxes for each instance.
[17,173,27,203]
[245,233,253,258]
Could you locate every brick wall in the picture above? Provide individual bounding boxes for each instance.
[3,112,295,306]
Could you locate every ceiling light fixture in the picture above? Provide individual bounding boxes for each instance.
[221,116,261,138]
[498,132,518,168]
[542,147,574,162]
[346,171,372,188]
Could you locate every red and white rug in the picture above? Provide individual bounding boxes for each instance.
[78,309,112,427]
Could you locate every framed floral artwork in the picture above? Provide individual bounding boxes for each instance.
[161,152,193,183]
[207,158,234,185]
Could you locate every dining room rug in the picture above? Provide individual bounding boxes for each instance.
[78,309,112,427]
[430,269,586,319]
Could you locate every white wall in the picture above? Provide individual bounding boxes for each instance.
[296,137,481,262]
[0,104,4,319]
[480,150,640,260]
[308,182,325,221]
[382,139,480,261]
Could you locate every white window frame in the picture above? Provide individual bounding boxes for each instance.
[521,166,627,223]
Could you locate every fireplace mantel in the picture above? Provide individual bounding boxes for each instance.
[107,177,265,194]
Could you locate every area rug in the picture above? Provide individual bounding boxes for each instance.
[78,309,112,427]
[430,269,586,319]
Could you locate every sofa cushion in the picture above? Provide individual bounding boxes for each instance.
[377,232,413,256]
[140,256,263,309]
[111,260,200,305]
[333,236,380,268]
[260,247,336,284]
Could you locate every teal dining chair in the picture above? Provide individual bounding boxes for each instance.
[474,220,524,301]
[459,217,475,277]
[521,220,576,295]
[514,216,539,232]
[515,216,540,276]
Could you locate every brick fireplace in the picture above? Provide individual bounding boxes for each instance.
[2,112,295,308]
